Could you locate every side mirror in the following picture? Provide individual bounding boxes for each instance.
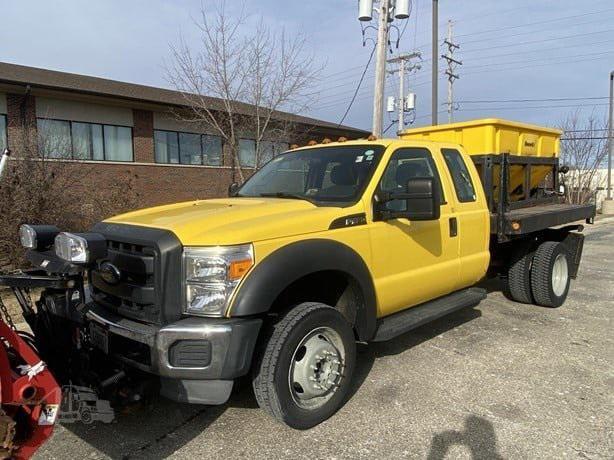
[228,182,240,197]
[377,177,440,221]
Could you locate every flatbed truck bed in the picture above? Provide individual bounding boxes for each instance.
[494,203,595,238]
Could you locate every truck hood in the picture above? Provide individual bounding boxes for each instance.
[104,198,345,245]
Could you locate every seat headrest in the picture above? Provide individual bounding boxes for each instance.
[395,161,429,186]
[330,164,355,186]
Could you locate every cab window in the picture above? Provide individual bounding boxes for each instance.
[238,145,384,205]
[379,147,444,211]
[441,148,477,202]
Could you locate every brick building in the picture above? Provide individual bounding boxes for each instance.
[0,62,368,207]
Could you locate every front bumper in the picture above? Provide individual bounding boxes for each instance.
[86,303,262,404]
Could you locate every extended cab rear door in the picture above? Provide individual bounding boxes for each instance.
[438,147,490,288]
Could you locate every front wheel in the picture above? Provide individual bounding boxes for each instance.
[252,302,356,429]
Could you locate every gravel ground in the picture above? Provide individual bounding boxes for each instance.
[35,219,613,459]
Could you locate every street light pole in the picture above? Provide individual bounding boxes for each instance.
[603,70,614,215]
[432,0,438,125]
[608,70,613,200]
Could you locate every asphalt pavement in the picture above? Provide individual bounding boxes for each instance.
[36,219,614,459]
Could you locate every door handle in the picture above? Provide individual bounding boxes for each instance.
[449,217,458,237]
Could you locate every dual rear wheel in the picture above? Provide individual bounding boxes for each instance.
[503,241,571,308]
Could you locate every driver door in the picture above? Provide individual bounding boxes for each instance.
[368,147,461,317]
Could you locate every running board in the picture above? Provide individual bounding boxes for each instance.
[372,287,487,342]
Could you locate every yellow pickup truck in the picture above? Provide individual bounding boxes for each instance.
[15,119,595,429]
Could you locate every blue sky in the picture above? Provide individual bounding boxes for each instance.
[1,0,612,131]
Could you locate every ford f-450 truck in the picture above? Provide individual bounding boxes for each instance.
[11,119,595,429]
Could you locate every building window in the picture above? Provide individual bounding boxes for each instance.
[38,119,72,158]
[154,129,222,166]
[72,122,104,160]
[103,125,133,161]
[179,132,201,165]
[37,118,133,162]
[239,139,289,168]
[154,130,179,164]
[239,139,256,168]
[0,115,7,152]
[261,140,289,165]
[203,135,222,166]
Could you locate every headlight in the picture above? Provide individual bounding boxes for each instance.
[19,224,60,249]
[183,244,254,317]
[54,232,107,264]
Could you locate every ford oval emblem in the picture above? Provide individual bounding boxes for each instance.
[99,261,122,285]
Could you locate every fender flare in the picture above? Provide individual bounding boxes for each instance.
[229,239,378,341]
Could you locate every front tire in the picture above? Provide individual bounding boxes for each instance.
[530,241,571,308]
[252,302,356,429]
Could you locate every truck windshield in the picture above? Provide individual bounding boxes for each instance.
[237,145,385,205]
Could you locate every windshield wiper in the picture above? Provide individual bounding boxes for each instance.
[258,192,315,203]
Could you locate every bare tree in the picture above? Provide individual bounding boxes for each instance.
[166,0,321,181]
[558,110,608,205]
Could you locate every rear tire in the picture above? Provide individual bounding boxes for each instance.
[502,247,535,304]
[530,241,570,308]
[252,302,356,429]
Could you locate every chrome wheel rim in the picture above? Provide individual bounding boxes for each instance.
[288,327,345,409]
[551,253,568,297]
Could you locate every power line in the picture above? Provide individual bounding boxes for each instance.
[457,103,608,112]
[332,4,613,79]
[563,128,609,132]
[454,7,614,39]
[313,28,613,114]
[460,14,614,46]
[383,120,396,134]
[317,78,397,111]
[318,78,396,111]
[561,137,610,140]
[400,53,614,92]
[316,39,612,98]
[337,44,377,126]
[461,28,614,54]
[413,38,614,68]
[416,8,614,56]
[318,44,612,98]
[460,50,613,72]
[457,96,609,104]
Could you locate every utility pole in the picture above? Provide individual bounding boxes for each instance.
[442,20,462,123]
[387,52,422,132]
[358,0,411,136]
[372,0,390,137]
[432,0,438,125]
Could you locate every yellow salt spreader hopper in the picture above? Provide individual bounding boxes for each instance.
[400,118,594,242]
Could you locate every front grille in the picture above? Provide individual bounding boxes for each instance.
[91,239,160,324]
[90,222,184,327]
